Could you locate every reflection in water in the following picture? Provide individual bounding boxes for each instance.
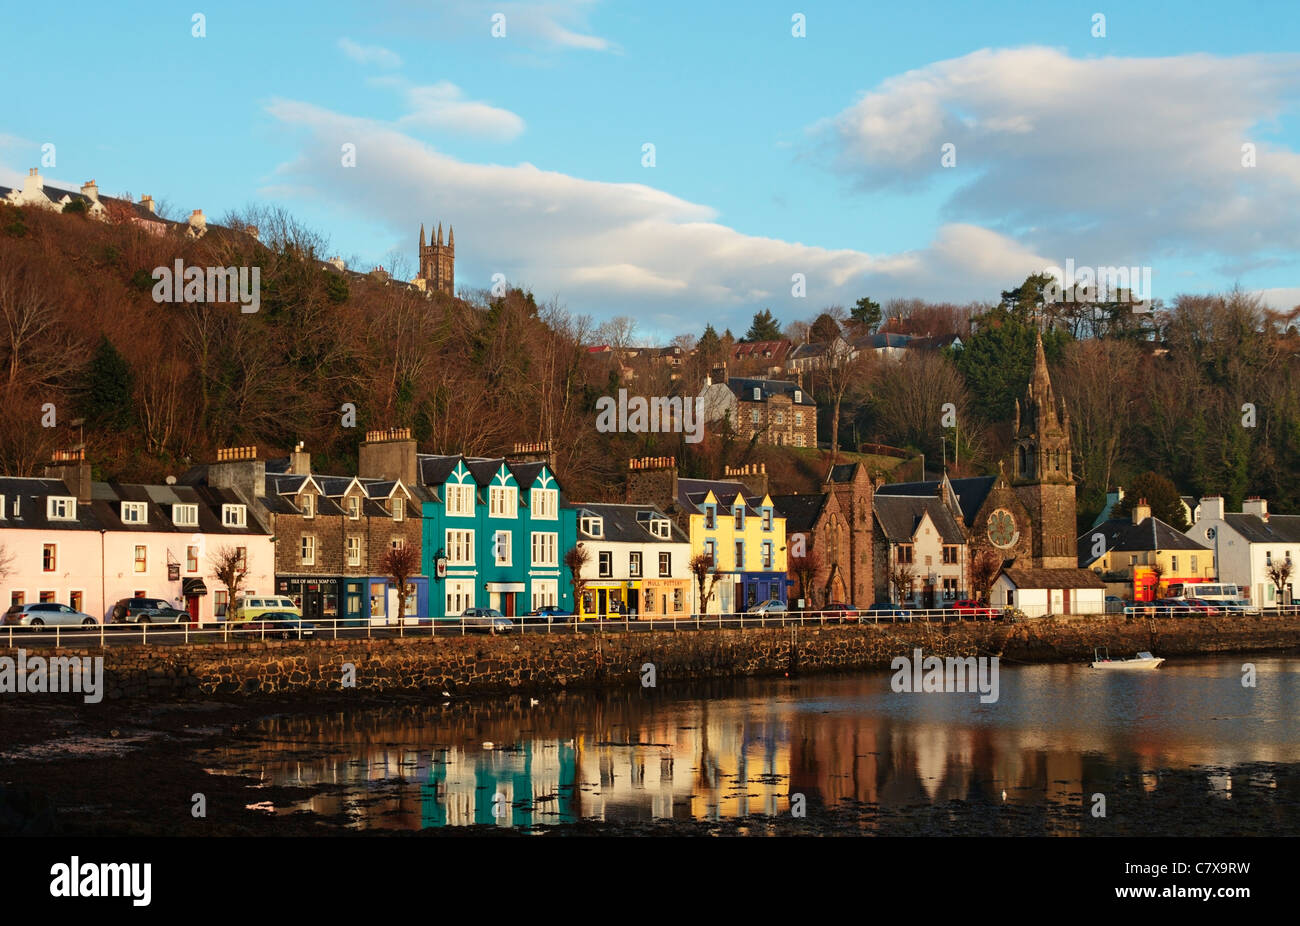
[202,656,1300,831]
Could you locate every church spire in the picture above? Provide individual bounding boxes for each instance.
[419,223,426,249]
[448,225,453,248]
[437,223,443,246]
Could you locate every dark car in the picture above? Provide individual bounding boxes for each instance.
[1181,597,1222,616]
[110,597,190,624]
[525,605,574,626]
[864,603,913,622]
[230,610,316,640]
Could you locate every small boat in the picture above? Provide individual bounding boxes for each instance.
[1091,647,1164,670]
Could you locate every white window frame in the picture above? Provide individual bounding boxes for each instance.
[446,483,474,517]
[494,530,512,566]
[186,544,199,573]
[347,535,361,567]
[172,503,198,527]
[301,535,316,566]
[393,497,404,522]
[348,495,361,520]
[531,488,559,520]
[659,551,671,577]
[531,532,558,567]
[121,501,147,524]
[47,496,76,521]
[446,529,475,566]
[223,504,247,527]
[490,486,518,518]
[133,544,148,574]
[580,515,603,538]
[629,551,642,577]
[598,551,613,578]
[301,493,315,519]
[531,579,559,612]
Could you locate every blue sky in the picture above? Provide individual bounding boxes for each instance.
[3,0,1300,341]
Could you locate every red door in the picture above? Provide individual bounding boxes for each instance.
[186,595,200,626]
[503,595,516,617]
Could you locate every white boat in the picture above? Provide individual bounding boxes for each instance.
[1091,647,1164,670]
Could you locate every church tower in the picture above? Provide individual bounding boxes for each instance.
[418,221,455,295]
[1012,332,1077,568]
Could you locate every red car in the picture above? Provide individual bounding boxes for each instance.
[820,603,860,623]
[951,599,999,620]
[1181,598,1222,616]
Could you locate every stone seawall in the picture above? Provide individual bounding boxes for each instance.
[8,616,1300,702]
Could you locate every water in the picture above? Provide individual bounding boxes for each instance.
[201,655,1300,831]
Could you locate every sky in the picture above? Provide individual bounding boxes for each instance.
[3,0,1300,341]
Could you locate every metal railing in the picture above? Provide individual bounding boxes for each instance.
[3,602,1296,648]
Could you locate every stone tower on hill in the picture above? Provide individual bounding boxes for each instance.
[418,222,454,296]
[1012,331,1077,569]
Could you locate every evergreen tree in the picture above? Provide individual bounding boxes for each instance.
[1116,471,1191,531]
[79,335,135,430]
[851,297,882,332]
[744,309,782,342]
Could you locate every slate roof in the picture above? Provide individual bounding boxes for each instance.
[567,503,688,543]
[770,494,828,533]
[873,494,966,544]
[728,377,816,405]
[414,453,559,492]
[1000,567,1106,589]
[876,476,996,528]
[1223,513,1300,544]
[0,477,268,533]
[731,340,791,363]
[1078,516,1210,567]
[676,477,767,515]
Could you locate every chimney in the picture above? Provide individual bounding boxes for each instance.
[208,446,265,508]
[188,209,207,236]
[626,456,678,508]
[1132,497,1151,525]
[288,443,312,476]
[23,167,43,193]
[1243,496,1269,522]
[44,449,91,504]
[358,428,416,485]
[1199,495,1225,522]
[723,461,769,500]
[711,363,728,384]
[140,194,155,214]
[510,440,557,471]
[80,180,99,202]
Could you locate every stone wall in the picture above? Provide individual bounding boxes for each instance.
[10,615,1300,702]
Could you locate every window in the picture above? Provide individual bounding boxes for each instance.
[214,591,228,618]
[795,412,804,427]
[391,537,406,551]
[762,508,773,531]
[47,497,76,521]
[762,541,773,569]
[629,552,642,577]
[446,579,475,614]
[531,532,558,567]
[652,519,671,539]
[172,504,198,527]
[598,551,613,578]
[659,552,671,577]
[40,590,55,603]
[301,493,315,519]
[493,531,512,566]
[1171,555,1178,573]
[735,541,745,570]
[348,495,361,519]
[0,496,5,518]
[42,543,56,572]
[531,579,558,612]
[70,591,83,612]
[531,488,558,520]
[943,578,958,600]
[704,505,716,530]
[943,545,958,565]
[347,535,361,566]
[236,546,247,570]
[580,515,603,538]
[134,545,147,573]
[704,539,717,568]
[752,387,762,401]
[898,544,914,565]
[489,486,518,518]
[751,409,760,425]
[10,591,23,606]
[673,589,683,612]
[734,506,745,529]
[222,504,247,527]
[187,545,199,572]
[446,483,474,517]
[795,434,805,448]
[775,410,785,425]
[392,497,404,522]
[301,536,316,566]
[446,529,474,565]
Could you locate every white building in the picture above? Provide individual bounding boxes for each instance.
[567,503,693,619]
[1188,496,1300,607]
[990,567,1107,617]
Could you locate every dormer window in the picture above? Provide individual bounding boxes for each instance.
[752,386,761,401]
[652,519,670,539]
[794,389,802,403]
[733,505,745,529]
[301,493,315,519]
[704,504,717,530]
[172,503,198,527]
[580,514,603,538]
[118,500,145,524]
[0,496,6,519]
[223,504,247,527]
[348,495,361,520]
[392,497,404,522]
[47,496,76,521]
[762,507,773,531]
[489,486,518,518]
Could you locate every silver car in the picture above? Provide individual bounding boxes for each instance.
[459,608,514,634]
[3,602,98,629]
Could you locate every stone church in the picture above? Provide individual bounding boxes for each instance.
[415,222,454,295]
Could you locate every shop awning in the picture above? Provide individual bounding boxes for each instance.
[485,582,526,592]
[182,578,209,596]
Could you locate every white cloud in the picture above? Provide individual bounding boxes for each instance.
[264,99,1043,332]
[338,38,403,69]
[397,81,525,142]
[818,47,1300,265]
[421,0,615,53]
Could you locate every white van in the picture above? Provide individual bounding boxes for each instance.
[229,595,303,622]
[1165,583,1254,613]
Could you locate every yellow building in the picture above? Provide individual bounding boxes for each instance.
[1079,501,1214,601]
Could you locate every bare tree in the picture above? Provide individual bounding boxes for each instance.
[1267,556,1294,607]
[811,326,868,461]
[1148,559,1166,599]
[0,543,14,581]
[889,560,916,606]
[788,544,824,609]
[969,546,1002,604]
[210,544,250,621]
[382,543,421,625]
[564,544,592,616]
[689,552,722,615]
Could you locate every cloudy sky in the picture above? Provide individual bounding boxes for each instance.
[3,0,1299,339]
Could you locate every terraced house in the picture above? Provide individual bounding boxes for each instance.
[357,431,575,618]
[186,444,427,624]
[566,502,692,619]
[626,457,788,613]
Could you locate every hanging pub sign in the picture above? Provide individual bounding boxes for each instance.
[168,563,181,581]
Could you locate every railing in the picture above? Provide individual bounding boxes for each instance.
[3,603,1297,649]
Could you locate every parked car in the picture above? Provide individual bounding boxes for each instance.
[459,608,514,634]
[229,610,317,639]
[747,599,787,615]
[229,595,302,622]
[1104,596,1126,614]
[864,603,912,622]
[3,602,98,629]
[818,602,860,623]
[1181,597,1222,616]
[1128,598,1183,618]
[951,598,999,620]
[110,597,190,624]
[525,605,574,625]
